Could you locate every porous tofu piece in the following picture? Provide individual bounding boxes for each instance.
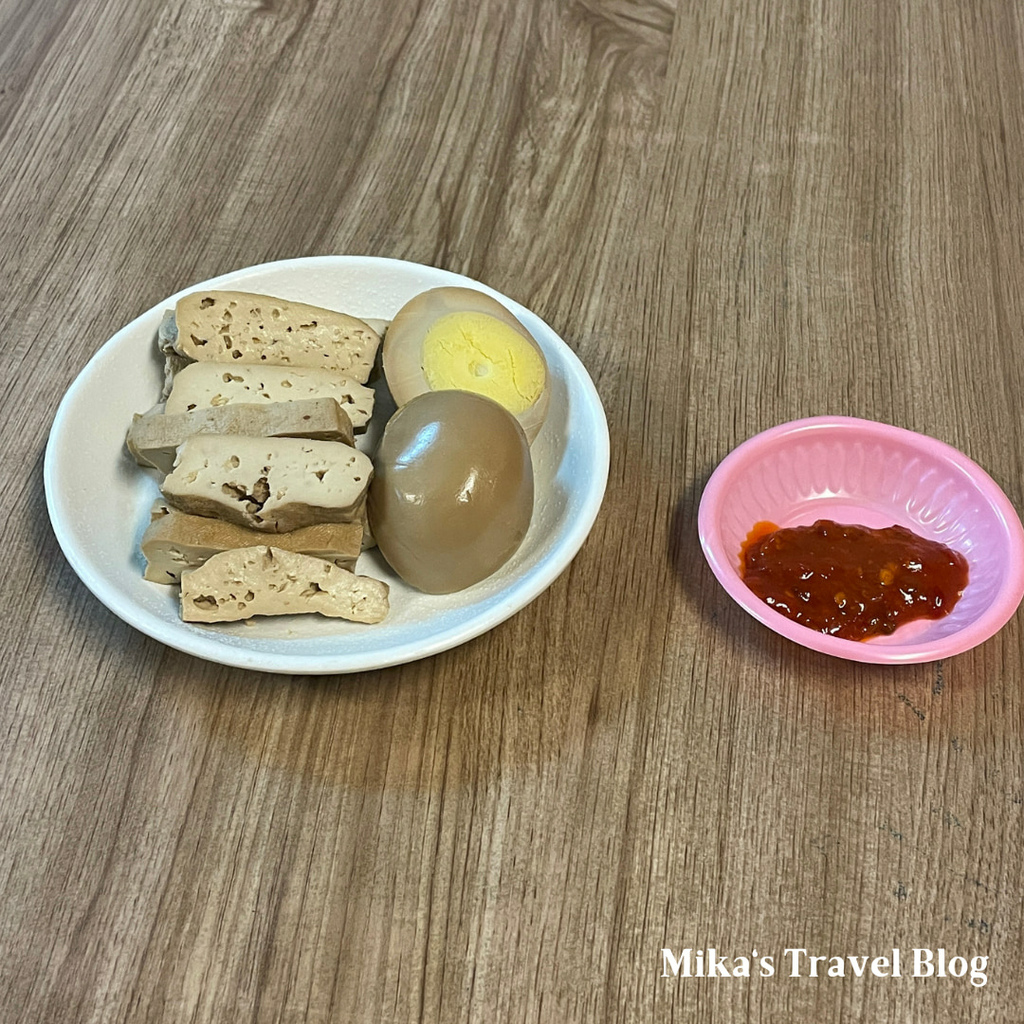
[141,502,363,583]
[180,546,389,623]
[160,434,371,532]
[172,290,380,383]
[164,362,374,428]
[126,397,355,474]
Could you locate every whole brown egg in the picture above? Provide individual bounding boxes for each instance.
[368,390,534,594]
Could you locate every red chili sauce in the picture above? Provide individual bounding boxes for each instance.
[739,520,970,641]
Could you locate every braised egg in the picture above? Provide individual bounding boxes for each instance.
[382,286,550,443]
[368,390,534,594]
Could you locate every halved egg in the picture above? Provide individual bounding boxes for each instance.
[382,286,550,443]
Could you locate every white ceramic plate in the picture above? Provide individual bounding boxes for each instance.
[44,256,609,674]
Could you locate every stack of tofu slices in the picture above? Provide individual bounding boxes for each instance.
[126,290,390,625]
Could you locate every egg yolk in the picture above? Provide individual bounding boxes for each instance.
[421,311,546,415]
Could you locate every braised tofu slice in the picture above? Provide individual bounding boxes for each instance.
[164,362,374,428]
[127,397,356,475]
[172,290,380,383]
[161,434,371,532]
[180,546,389,623]
[141,502,363,583]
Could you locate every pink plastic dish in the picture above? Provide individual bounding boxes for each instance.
[698,416,1024,664]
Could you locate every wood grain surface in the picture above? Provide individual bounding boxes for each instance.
[2,0,1024,1020]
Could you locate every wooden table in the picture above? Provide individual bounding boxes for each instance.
[3,0,1023,1020]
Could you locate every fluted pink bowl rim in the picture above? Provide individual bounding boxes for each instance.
[697,416,1024,664]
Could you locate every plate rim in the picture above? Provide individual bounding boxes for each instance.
[44,255,610,674]
[697,415,1024,664]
